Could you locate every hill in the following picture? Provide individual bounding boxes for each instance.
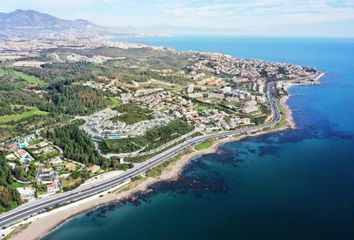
[0,9,127,38]
[0,10,97,29]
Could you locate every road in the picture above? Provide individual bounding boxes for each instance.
[0,82,281,229]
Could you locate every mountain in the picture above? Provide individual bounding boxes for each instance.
[0,9,130,38]
[0,10,98,30]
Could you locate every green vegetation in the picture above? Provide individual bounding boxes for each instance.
[35,183,47,195]
[108,97,121,108]
[145,148,194,178]
[0,155,21,213]
[61,177,83,192]
[100,120,194,154]
[194,104,212,112]
[65,47,193,71]
[10,182,29,189]
[3,222,31,240]
[60,169,92,192]
[0,68,45,88]
[0,114,68,142]
[14,62,100,84]
[45,121,105,166]
[113,103,153,124]
[105,158,134,171]
[45,121,134,170]
[194,139,215,151]
[12,163,37,182]
[45,82,109,115]
[115,176,144,193]
[0,107,48,124]
[145,161,171,178]
[32,150,60,162]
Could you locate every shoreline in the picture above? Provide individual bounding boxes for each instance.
[9,82,300,240]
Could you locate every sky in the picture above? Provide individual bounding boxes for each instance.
[1,0,354,37]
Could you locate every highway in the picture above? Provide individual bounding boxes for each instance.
[0,82,281,229]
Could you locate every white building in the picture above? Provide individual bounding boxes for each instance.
[187,84,195,93]
[17,186,36,201]
[47,156,63,165]
[188,92,203,99]
[242,100,259,114]
[207,93,224,99]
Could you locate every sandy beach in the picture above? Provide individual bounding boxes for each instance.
[8,86,298,240]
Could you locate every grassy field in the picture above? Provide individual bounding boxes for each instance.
[108,97,121,108]
[194,139,215,151]
[0,107,48,124]
[61,178,82,191]
[0,68,6,76]
[0,68,45,87]
[10,182,30,188]
[36,150,60,161]
[194,104,212,112]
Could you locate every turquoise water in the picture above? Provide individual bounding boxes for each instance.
[44,37,354,240]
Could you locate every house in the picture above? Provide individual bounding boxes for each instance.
[14,149,34,165]
[187,84,195,93]
[0,145,6,152]
[256,96,266,103]
[35,146,55,155]
[188,92,203,99]
[65,163,77,171]
[17,186,35,200]
[88,165,101,174]
[59,173,71,179]
[8,162,16,169]
[17,140,29,149]
[46,180,61,194]
[47,156,63,165]
[239,118,251,125]
[37,168,58,184]
[37,141,49,149]
[207,92,224,99]
[242,100,259,114]
[5,153,17,161]
[222,87,232,94]
[226,96,239,102]
[17,134,35,149]
[5,143,18,152]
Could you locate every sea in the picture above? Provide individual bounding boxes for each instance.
[44,37,354,240]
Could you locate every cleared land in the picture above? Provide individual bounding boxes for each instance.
[0,108,48,124]
[0,68,45,87]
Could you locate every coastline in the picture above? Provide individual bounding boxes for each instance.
[9,83,300,240]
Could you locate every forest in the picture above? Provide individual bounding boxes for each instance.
[0,156,21,213]
[45,121,104,166]
[45,81,109,115]
[45,121,134,170]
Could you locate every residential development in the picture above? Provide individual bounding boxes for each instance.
[0,36,320,215]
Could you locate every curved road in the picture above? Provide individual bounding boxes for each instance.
[0,82,281,229]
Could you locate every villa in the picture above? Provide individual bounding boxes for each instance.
[17,186,36,201]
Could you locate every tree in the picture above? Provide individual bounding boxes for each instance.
[0,156,21,212]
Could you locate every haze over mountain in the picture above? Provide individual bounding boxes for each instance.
[0,9,97,30]
[0,9,133,38]
[0,9,243,38]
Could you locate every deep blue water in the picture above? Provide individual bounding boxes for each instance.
[44,37,354,240]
